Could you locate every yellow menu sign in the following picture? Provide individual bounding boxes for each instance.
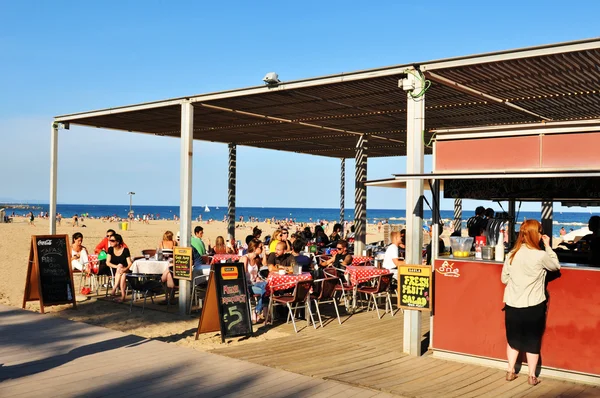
[398,265,432,311]
[173,247,193,280]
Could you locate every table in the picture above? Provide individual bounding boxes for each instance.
[131,259,170,274]
[210,254,240,264]
[345,266,391,286]
[344,266,393,313]
[266,272,312,295]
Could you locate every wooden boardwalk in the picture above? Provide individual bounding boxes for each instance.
[211,306,600,397]
[0,305,395,398]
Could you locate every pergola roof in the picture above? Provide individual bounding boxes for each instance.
[55,38,600,159]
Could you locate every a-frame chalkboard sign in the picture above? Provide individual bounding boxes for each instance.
[23,235,77,313]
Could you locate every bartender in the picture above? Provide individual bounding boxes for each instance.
[582,216,600,266]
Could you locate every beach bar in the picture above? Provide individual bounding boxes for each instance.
[51,38,600,367]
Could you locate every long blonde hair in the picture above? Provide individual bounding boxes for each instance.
[509,219,542,264]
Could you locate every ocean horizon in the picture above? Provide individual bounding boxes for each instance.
[4,203,596,237]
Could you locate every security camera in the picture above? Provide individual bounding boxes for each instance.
[263,72,280,85]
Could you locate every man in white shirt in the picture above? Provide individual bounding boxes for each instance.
[383,231,405,279]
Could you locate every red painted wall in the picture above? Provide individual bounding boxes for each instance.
[542,132,600,169]
[433,259,600,375]
[435,136,540,172]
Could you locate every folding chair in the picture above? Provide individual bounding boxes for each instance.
[267,280,316,333]
[189,274,209,314]
[310,277,342,327]
[324,267,354,311]
[357,273,395,319]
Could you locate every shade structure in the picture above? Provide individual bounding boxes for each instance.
[54,38,600,158]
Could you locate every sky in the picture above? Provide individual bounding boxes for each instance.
[2,0,600,212]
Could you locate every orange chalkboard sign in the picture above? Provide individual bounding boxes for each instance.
[196,269,220,338]
[173,247,192,281]
[23,235,77,313]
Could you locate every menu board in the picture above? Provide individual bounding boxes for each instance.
[23,235,76,313]
[173,247,192,280]
[398,265,432,311]
[213,263,253,342]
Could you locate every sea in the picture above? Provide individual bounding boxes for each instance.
[5,203,595,238]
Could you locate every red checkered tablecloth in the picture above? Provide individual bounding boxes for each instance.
[211,254,240,264]
[266,272,312,295]
[345,266,390,286]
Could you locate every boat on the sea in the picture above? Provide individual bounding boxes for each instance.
[204,205,210,212]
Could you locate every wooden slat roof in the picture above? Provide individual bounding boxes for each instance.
[55,38,600,158]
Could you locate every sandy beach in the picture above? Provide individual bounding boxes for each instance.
[0,216,385,350]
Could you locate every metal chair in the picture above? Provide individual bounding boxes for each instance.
[267,280,316,333]
[310,277,342,327]
[189,274,209,314]
[357,273,395,319]
[324,267,354,312]
[126,273,163,313]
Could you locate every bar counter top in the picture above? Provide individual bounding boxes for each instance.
[436,255,600,270]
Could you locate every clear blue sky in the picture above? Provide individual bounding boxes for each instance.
[2,0,599,212]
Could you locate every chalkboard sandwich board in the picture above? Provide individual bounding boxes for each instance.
[398,265,432,311]
[23,235,77,313]
[173,247,192,280]
[213,262,253,342]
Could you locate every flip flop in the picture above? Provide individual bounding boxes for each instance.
[112,297,124,303]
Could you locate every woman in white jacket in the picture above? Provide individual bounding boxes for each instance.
[501,219,560,386]
[71,232,89,272]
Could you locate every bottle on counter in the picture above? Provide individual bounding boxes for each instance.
[495,230,505,262]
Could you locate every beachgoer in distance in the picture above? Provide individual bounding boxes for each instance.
[29,212,35,227]
[383,231,405,279]
[501,219,560,386]
[242,239,268,323]
[467,206,487,237]
[72,214,79,227]
[267,241,294,273]
[107,234,133,303]
[559,227,566,236]
[71,232,89,272]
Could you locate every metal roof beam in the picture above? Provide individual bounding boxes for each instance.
[421,38,600,71]
[425,71,553,121]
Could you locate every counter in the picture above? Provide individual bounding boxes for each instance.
[432,256,600,379]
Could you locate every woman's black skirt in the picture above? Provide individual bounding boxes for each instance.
[504,301,547,354]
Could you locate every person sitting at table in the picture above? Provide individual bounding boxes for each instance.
[268,229,283,253]
[291,239,312,273]
[107,234,132,302]
[315,225,330,246]
[301,226,313,241]
[267,241,294,274]
[242,239,268,323]
[212,236,229,255]
[329,223,343,243]
[158,230,177,250]
[320,240,352,272]
[191,226,210,256]
[95,229,127,254]
[71,232,89,272]
[280,228,292,252]
[383,231,405,279]
[245,226,262,246]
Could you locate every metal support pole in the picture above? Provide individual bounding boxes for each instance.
[508,200,516,246]
[49,122,58,234]
[227,143,237,241]
[429,179,440,349]
[354,136,367,255]
[541,200,553,247]
[402,68,425,356]
[179,101,194,315]
[340,158,345,224]
[453,198,462,234]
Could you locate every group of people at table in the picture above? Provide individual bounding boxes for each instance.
[68,223,409,322]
